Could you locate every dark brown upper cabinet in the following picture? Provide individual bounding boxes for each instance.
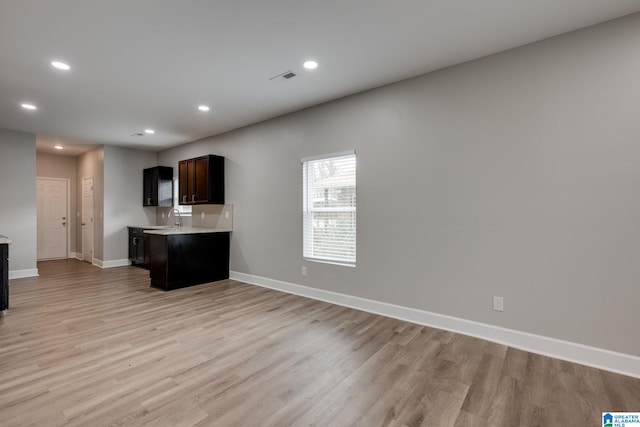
[178,155,224,205]
[143,166,173,207]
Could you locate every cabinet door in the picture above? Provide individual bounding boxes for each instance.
[129,233,136,261]
[136,235,146,263]
[178,160,189,205]
[129,229,144,263]
[193,156,210,204]
[143,168,157,206]
[143,235,150,265]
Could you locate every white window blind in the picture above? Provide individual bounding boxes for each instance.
[303,151,356,266]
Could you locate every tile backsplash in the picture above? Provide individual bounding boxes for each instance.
[191,204,233,229]
[156,204,233,230]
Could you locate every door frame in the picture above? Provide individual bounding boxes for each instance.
[36,177,71,259]
[82,176,94,264]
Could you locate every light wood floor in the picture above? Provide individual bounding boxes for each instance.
[1,260,638,426]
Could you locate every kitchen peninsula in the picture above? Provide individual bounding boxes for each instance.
[144,226,231,291]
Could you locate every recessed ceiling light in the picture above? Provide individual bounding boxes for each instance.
[53,144,64,150]
[198,105,210,112]
[21,103,37,110]
[144,129,155,134]
[51,61,71,71]
[303,60,318,70]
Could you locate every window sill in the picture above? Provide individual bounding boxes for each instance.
[304,257,356,268]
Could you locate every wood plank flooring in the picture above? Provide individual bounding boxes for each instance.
[1,259,638,426]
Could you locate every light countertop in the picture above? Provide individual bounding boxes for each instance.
[128,225,174,230]
[143,226,232,235]
[0,235,11,245]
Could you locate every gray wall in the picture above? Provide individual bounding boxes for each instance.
[0,129,37,274]
[76,145,157,263]
[103,145,157,261]
[158,13,640,357]
[76,147,104,261]
[36,152,78,254]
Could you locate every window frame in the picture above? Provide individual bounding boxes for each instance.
[302,150,356,267]
[173,177,192,216]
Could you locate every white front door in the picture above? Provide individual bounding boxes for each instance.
[82,177,94,263]
[36,178,68,260]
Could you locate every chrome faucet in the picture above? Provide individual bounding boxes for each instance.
[167,208,181,228]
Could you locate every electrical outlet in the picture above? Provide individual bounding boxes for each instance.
[224,211,229,219]
[493,296,504,312]
[201,212,205,219]
[161,212,165,218]
[301,266,307,277]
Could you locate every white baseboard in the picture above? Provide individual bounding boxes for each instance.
[230,271,640,379]
[93,258,130,269]
[9,268,39,279]
[69,252,82,260]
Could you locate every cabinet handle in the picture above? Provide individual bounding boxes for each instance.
[192,194,196,202]
[182,195,187,203]
[62,222,66,226]
[133,237,137,245]
[147,197,152,204]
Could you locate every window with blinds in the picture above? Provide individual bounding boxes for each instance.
[173,177,192,216]
[303,151,356,266]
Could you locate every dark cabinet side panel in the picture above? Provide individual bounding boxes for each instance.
[0,244,8,311]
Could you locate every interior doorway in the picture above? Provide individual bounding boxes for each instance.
[82,176,94,263]
[36,178,69,260]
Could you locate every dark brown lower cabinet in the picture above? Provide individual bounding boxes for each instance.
[1,242,8,311]
[148,232,230,291]
[128,227,150,268]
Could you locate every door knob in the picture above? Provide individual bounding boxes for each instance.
[81,222,86,226]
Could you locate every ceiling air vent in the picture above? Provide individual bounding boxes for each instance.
[270,70,297,84]
[131,132,144,137]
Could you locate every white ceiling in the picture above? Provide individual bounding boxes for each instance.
[2,1,639,156]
